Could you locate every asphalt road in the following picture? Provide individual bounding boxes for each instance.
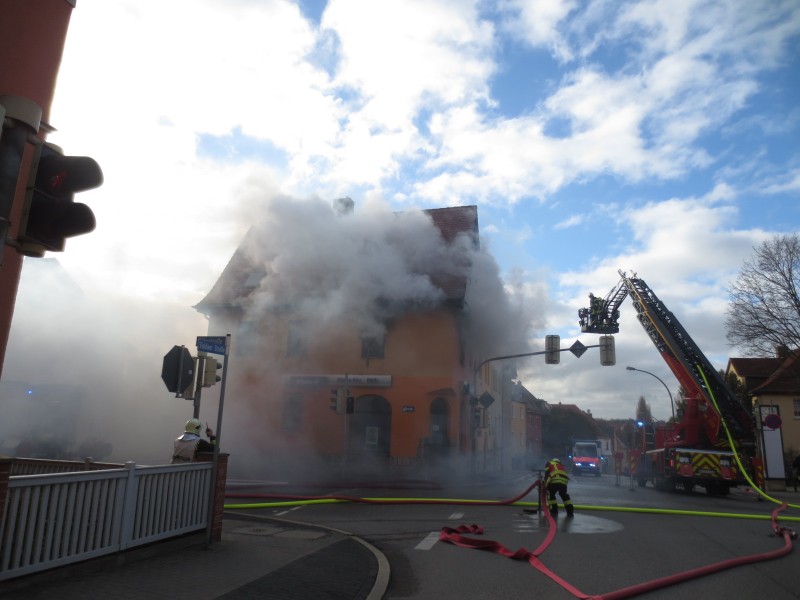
[230,473,800,600]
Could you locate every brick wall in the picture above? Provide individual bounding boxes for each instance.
[196,452,229,542]
[0,458,11,526]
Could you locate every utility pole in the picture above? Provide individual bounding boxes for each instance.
[0,1,76,377]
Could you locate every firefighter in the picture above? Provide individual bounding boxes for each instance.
[172,418,216,464]
[544,458,574,517]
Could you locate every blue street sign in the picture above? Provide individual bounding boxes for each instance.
[197,335,227,355]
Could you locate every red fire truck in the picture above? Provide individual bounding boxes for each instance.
[571,440,603,476]
[579,271,755,496]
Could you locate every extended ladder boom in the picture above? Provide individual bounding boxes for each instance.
[580,271,754,449]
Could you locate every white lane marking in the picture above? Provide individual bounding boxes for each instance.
[415,532,440,550]
[276,506,303,516]
[448,512,464,520]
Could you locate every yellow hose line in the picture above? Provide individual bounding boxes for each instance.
[574,503,800,522]
[697,366,800,511]
[625,296,797,512]
[226,498,347,509]
[224,497,800,522]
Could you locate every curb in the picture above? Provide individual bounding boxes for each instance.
[224,511,390,600]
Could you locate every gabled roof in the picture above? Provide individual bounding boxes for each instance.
[727,357,781,379]
[195,205,479,315]
[752,350,800,394]
[553,403,589,416]
[728,351,800,395]
[512,381,549,414]
[425,205,479,245]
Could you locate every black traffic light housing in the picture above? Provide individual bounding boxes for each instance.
[330,389,343,414]
[18,142,103,257]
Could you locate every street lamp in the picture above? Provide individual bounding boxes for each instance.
[626,366,675,420]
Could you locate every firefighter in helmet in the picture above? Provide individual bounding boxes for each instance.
[172,418,216,464]
[544,458,574,517]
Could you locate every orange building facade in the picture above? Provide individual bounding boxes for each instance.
[196,205,493,479]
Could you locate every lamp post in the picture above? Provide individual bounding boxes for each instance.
[626,366,675,420]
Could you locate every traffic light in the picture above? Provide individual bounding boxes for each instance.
[330,389,343,414]
[545,335,560,364]
[346,396,354,414]
[18,142,103,257]
[178,357,197,400]
[599,335,616,366]
[472,405,481,427]
[202,357,222,387]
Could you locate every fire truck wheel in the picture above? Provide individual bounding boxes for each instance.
[706,482,730,496]
[654,475,671,492]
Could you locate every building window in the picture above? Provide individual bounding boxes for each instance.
[282,393,303,430]
[235,320,261,357]
[287,321,307,357]
[242,271,265,289]
[361,334,385,359]
[794,398,800,419]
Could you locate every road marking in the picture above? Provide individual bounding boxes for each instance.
[415,532,440,550]
[448,512,464,520]
[276,506,303,516]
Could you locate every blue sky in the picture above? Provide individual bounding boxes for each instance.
[6,0,800,434]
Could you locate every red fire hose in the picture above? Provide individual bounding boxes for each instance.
[226,480,796,599]
[439,500,795,600]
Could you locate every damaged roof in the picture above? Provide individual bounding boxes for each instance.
[195,204,479,315]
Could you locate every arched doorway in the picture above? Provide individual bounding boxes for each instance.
[429,397,450,457]
[349,395,392,458]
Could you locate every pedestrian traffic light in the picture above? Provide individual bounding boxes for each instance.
[202,357,222,387]
[18,142,103,257]
[545,335,560,364]
[346,396,354,414]
[330,389,343,414]
[599,335,616,366]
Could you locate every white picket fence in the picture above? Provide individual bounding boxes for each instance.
[0,461,212,581]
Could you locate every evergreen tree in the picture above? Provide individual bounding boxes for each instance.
[635,395,653,423]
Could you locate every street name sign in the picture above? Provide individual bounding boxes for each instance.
[197,336,227,355]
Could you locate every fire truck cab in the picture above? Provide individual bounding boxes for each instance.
[571,440,603,476]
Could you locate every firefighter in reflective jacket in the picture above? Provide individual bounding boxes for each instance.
[172,418,216,464]
[544,458,574,517]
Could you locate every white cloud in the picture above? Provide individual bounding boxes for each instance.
[499,0,579,60]
[554,214,583,229]
[763,170,800,194]
[5,0,798,434]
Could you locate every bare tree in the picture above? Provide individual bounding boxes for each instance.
[725,234,800,356]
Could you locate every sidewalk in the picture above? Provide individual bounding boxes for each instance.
[0,513,390,600]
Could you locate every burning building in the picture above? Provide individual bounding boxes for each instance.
[195,199,531,480]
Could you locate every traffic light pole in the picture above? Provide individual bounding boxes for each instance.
[342,373,350,480]
[192,352,207,419]
[205,334,231,548]
[470,338,611,474]
[474,342,601,372]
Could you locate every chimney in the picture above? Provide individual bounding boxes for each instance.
[775,344,789,359]
[333,197,354,216]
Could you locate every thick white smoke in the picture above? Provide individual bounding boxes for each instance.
[239,195,533,355]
